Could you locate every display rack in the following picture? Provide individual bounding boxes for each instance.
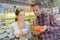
[0,3,34,32]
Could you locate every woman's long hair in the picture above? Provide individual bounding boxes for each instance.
[15,9,24,22]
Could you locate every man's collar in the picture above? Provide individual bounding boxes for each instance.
[37,11,44,17]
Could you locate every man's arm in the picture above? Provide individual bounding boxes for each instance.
[32,18,40,36]
[47,14,60,32]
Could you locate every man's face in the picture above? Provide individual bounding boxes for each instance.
[32,5,42,16]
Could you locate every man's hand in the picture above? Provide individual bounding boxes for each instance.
[33,25,47,36]
[33,31,40,36]
[40,25,47,32]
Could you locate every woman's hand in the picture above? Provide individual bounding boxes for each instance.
[17,31,23,37]
[22,31,27,36]
[22,29,28,36]
[17,29,28,37]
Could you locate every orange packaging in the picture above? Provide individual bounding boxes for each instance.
[34,26,44,32]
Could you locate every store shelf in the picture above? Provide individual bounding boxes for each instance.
[0,29,7,34]
[25,17,34,20]
[4,18,14,20]
[0,29,9,39]
[0,22,14,24]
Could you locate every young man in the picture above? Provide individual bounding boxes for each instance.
[31,3,60,40]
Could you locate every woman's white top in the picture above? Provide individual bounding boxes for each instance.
[8,22,31,40]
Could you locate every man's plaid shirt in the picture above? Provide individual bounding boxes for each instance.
[33,12,60,40]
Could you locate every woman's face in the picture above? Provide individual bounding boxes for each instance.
[17,11,25,22]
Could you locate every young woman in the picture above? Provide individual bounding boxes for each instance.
[9,9,31,40]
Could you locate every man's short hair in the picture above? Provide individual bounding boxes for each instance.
[31,3,42,8]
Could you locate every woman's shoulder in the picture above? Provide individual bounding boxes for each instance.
[10,22,16,27]
[24,22,30,28]
[24,22,30,25]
